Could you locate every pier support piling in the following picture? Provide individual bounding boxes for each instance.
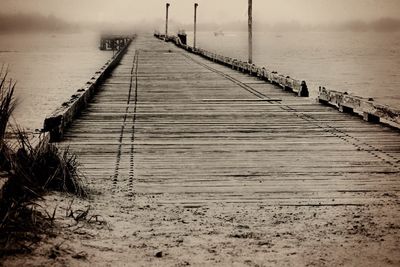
[363,112,380,123]
[339,105,354,114]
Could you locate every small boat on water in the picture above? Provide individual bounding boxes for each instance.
[214,30,224,37]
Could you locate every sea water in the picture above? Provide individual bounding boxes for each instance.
[0,32,112,131]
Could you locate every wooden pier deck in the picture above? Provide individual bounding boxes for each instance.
[55,35,400,266]
[63,35,400,206]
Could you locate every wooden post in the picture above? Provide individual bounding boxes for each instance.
[165,3,170,41]
[194,3,198,49]
[363,112,380,123]
[248,0,253,64]
[112,39,115,56]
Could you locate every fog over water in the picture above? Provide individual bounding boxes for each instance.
[2,0,400,31]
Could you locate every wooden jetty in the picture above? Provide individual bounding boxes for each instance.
[99,34,134,51]
[54,35,400,206]
[39,34,400,265]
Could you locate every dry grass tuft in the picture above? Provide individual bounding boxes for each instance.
[0,69,87,257]
[0,68,16,141]
[7,128,87,198]
[0,67,16,171]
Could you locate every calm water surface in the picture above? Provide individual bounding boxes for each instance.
[187,31,400,107]
[0,32,112,130]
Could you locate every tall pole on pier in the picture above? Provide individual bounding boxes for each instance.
[165,3,170,41]
[248,0,253,64]
[194,3,198,49]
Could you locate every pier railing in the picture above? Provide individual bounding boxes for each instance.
[154,33,309,97]
[318,87,400,126]
[43,36,134,142]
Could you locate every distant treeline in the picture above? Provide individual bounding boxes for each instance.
[0,13,78,33]
[336,18,400,32]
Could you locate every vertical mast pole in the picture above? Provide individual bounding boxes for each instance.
[165,3,170,41]
[194,3,198,49]
[248,0,253,64]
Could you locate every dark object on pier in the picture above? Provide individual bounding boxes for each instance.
[177,31,187,46]
[99,35,134,51]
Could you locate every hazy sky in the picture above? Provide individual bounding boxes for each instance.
[2,0,400,25]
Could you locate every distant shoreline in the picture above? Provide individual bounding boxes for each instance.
[0,13,79,33]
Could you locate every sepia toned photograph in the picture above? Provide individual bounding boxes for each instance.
[0,0,399,266]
